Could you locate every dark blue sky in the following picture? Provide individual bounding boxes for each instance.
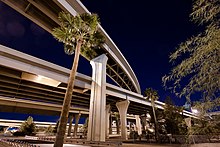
[0,0,202,107]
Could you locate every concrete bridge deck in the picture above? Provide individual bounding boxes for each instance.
[1,0,141,93]
[0,45,157,116]
[0,45,195,118]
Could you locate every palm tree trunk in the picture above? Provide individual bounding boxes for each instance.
[115,113,120,134]
[116,118,120,134]
[152,101,159,142]
[54,39,82,147]
[109,113,112,134]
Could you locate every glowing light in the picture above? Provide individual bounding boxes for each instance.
[146,113,151,118]
[37,75,43,80]
[21,72,61,87]
[191,108,199,114]
[148,128,154,133]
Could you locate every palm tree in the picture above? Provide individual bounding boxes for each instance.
[113,112,120,134]
[144,88,159,142]
[52,12,105,147]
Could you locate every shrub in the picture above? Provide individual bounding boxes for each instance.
[20,116,36,136]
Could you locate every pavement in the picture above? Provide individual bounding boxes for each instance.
[122,144,180,147]
[33,144,90,147]
[1,135,220,147]
[122,143,220,147]
[21,143,220,147]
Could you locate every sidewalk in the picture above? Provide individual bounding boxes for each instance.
[1,136,219,147]
[122,143,179,147]
[31,143,220,147]
[33,144,90,147]
[122,143,220,147]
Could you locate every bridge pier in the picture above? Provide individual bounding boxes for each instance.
[87,54,108,142]
[116,100,130,140]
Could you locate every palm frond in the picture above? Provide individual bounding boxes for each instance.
[52,12,104,56]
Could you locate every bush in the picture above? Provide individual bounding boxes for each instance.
[20,116,36,136]
[130,131,138,139]
[45,125,54,135]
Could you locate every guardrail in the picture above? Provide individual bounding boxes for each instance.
[37,135,122,146]
[0,138,39,147]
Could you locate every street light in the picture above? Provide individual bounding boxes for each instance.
[191,108,199,114]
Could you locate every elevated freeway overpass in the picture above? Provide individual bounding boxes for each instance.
[0,44,195,124]
[0,45,165,140]
[0,0,196,141]
[0,45,161,115]
[1,0,141,93]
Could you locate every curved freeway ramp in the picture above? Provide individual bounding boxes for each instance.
[1,0,141,94]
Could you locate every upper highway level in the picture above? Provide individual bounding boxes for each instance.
[0,45,155,115]
[1,0,141,94]
[0,44,195,118]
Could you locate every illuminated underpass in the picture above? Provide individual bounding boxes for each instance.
[0,45,160,116]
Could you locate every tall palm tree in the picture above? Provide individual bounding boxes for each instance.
[52,12,105,147]
[144,88,159,142]
[113,112,120,134]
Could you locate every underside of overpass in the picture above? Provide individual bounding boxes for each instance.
[0,64,151,116]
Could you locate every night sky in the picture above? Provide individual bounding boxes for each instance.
[0,0,203,112]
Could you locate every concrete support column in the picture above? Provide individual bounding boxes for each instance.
[116,100,130,140]
[135,115,142,135]
[87,54,108,142]
[68,114,74,136]
[73,113,81,137]
[106,104,111,138]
